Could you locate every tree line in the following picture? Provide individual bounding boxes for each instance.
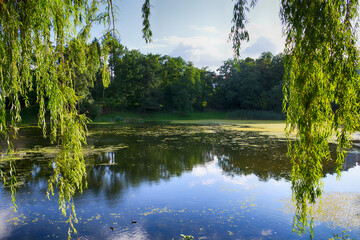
[69,38,285,117]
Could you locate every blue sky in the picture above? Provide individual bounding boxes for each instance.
[92,0,284,71]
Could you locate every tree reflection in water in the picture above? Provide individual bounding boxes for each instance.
[1,125,359,238]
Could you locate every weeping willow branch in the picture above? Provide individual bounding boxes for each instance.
[142,0,152,43]
[229,0,258,57]
[0,0,156,238]
[229,0,360,236]
[0,0,112,238]
[281,0,360,235]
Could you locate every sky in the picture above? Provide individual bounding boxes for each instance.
[92,0,285,71]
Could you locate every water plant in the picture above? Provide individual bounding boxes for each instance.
[180,234,194,240]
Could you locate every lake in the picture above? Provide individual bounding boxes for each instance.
[0,123,359,239]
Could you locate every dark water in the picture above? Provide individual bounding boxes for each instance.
[0,124,360,240]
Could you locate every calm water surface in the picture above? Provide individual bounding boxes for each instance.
[0,124,360,240]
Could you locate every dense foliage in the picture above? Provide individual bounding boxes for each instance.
[215,52,284,112]
[95,48,215,113]
[280,0,360,236]
[74,40,284,116]
[0,1,113,236]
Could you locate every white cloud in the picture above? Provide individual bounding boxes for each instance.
[137,16,284,70]
[148,34,233,70]
[240,22,285,57]
[145,21,284,70]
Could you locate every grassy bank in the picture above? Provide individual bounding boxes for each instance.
[92,110,226,123]
[91,110,285,125]
[18,107,285,125]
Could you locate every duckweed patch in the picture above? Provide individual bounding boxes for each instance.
[283,192,360,229]
[0,144,128,162]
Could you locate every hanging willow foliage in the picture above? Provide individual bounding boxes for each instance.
[231,0,360,237]
[0,0,117,238]
[281,0,360,235]
[0,1,152,237]
[229,0,258,57]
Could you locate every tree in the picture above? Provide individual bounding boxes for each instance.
[281,1,360,235]
[195,68,215,111]
[0,0,151,237]
[231,0,360,236]
[0,1,103,235]
[140,53,162,111]
[159,56,186,111]
[168,61,200,113]
[229,1,360,235]
[267,53,284,112]
[66,38,101,112]
[214,53,284,112]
